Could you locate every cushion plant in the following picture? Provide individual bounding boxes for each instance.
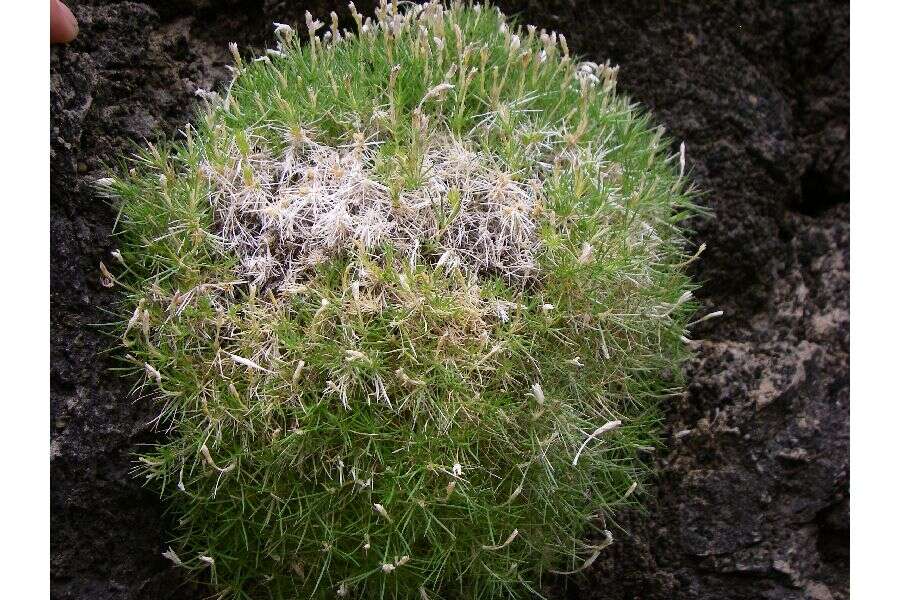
[100,1,702,598]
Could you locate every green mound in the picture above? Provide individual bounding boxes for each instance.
[101,2,702,597]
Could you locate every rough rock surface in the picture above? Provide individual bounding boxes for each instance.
[50,2,849,599]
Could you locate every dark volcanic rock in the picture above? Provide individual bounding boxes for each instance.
[50,1,849,599]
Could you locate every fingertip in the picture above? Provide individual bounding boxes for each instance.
[51,0,79,44]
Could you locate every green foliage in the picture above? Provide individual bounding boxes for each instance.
[102,2,701,598]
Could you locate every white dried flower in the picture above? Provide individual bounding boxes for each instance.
[373,503,392,522]
[99,261,115,288]
[688,310,724,326]
[496,302,509,323]
[623,481,638,499]
[420,82,455,104]
[530,383,545,405]
[572,420,622,466]
[481,529,519,550]
[292,360,305,385]
[200,444,235,474]
[273,22,293,37]
[345,349,368,363]
[228,42,242,70]
[578,242,594,264]
[227,352,273,373]
[144,363,162,385]
[305,11,324,34]
[161,547,182,566]
[194,88,220,102]
[675,291,693,306]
